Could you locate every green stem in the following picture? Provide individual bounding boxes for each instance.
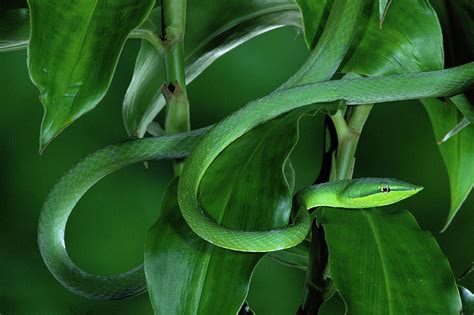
[161,0,186,90]
[300,222,329,314]
[301,105,373,314]
[164,41,186,91]
[331,104,373,180]
[161,0,189,176]
[300,115,336,314]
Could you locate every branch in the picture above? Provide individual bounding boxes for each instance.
[161,0,190,175]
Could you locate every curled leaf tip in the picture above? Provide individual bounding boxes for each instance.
[437,117,471,144]
[379,0,392,29]
[440,190,472,233]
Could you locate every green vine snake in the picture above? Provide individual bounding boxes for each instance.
[37,63,474,300]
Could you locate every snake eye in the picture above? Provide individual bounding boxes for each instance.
[380,186,391,193]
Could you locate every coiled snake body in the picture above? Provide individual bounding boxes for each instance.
[38,63,474,300]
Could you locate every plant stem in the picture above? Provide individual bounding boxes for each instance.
[161,0,190,176]
[300,222,329,314]
[301,105,373,314]
[300,117,336,315]
[331,104,373,180]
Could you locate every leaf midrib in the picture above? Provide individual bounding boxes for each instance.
[363,210,393,315]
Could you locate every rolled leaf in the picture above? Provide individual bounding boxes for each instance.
[451,94,474,123]
[423,97,474,231]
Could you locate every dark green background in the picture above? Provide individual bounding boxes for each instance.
[0,27,472,314]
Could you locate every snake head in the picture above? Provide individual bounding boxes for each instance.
[341,178,423,208]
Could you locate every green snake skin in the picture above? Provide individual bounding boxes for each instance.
[177,62,474,251]
[38,128,209,300]
[38,62,474,300]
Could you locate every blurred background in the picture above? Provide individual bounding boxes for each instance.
[0,24,473,314]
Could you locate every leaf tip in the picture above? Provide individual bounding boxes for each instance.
[439,223,449,233]
[440,209,457,233]
[379,0,392,29]
[38,114,69,154]
[39,128,54,155]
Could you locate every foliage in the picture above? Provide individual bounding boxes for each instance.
[1,0,473,314]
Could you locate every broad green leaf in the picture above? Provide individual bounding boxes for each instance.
[342,0,443,75]
[0,8,165,53]
[316,1,448,311]
[418,0,474,228]
[145,107,317,313]
[295,0,443,75]
[423,97,474,231]
[27,0,155,151]
[459,286,474,315]
[145,179,259,314]
[0,9,29,52]
[320,208,461,314]
[198,108,313,230]
[123,0,303,137]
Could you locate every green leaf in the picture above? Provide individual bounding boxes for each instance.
[123,0,303,137]
[459,286,474,315]
[416,0,474,229]
[451,94,474,123]
[145,106,317,312]
[294,0,330,49]
[145,179,259,314]
[423,97,474,231]
[342,0,443,75]
[27,0,155,151]
[296,0,443,76]
[198,109,312,231]
[437,95,473,144]
[0,9,29,52]
[378,0,391,27]
[320,208,461,314]
[438,117,471,144]
[268,241,310,271]
[320,2,451,310]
